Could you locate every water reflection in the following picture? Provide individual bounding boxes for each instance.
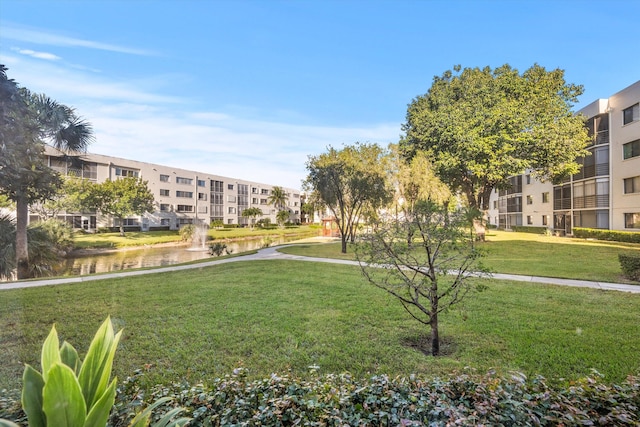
[53,235,308,277]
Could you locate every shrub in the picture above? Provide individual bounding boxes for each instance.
[511,226,549,234]
[107,370,640,426]
[4,368,640,426]
[619,253,640,281]
[222,224,239,229]
[179,224,195,242]
[208,242,230,257]
[573,227,640,244]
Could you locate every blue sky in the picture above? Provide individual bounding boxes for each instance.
[1,0,639,189]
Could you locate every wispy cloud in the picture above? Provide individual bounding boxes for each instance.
[87,105,400,188]
[0,34,400,189]
[10,47,60,61]
[2,23,155,56]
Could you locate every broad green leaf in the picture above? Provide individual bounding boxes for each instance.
[21,364,46,427]
[60,341,80,374]
[83,378,117,427]
[41,325,61,382]
[78,317,122,408]
[129,397,172,427]
[43,363,87,427]
[155,407,190,427]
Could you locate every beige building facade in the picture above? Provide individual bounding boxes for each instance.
[488,80,640,234]
[39,146,302,231]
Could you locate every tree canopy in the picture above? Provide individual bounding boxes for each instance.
[89,177,154,236]
[400,64,590,211]
[241,207,263,229]
[304,142,391,253]
[268,186,288,211]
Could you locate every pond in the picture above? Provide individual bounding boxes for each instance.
[51,234,314,277]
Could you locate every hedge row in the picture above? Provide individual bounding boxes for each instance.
[511,226,549,234]
[5,370,637,426]
[573,227,640,244]
[619,253,640,281]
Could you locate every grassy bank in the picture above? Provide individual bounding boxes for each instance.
[279,230,640,283]
[72,225,320,249]
[1,260,638,392]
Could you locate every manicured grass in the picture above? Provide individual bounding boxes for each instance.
[279,230,640,283]
[1,260,638,392]
[72,226,320,249]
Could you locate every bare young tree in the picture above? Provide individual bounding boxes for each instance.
[356,201,489,356]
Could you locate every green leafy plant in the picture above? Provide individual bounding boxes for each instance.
[619,253,640,281]
[1,317,189,427]
[20,317,121,427]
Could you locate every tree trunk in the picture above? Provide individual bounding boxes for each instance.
[341,236,347,254]
[430,312,440,356]
[15,195,31,279]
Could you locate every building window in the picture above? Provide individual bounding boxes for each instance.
[176,177,193,185]
[211,180,224,192]
[176,191,193,198]
[176,205,193,212]
[624,213,640,228]
[261,189,269,195]
[228,207,236,214]
[542,215,548,226]
[260,198,268,204]
[115,218,139,226]
[623,103,639,125]
[542,192,550,203]
[527,215,533,225]
[493,200,498,209]
[526,195,533,205]
[624,176,640,194]
[198,192,207,201]
[227,195,236,203]
[526,174,531,185]
[623,139,640,159]
[114,167,138,177]
[160,203,170,212]
[197,179,206,187]
[227,218,234,224]
[160,174,170,182]
[197,205,208,213]
[252,187,259,193]
[160,218,170,226]
[178,218,193,225]
[159,189,170,197]
[228,184,234,190]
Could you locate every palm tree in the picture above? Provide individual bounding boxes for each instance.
[1,68,93,279]
[267,186,288,211]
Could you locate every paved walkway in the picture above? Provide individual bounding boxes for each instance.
[2,242,639,293]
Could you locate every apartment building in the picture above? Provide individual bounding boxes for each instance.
[39,146,302,231]
[488,80,640,234]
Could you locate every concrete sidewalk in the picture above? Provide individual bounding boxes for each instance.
[2,243,639,293]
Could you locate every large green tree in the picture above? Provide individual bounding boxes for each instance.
[400,64,590,212]
[90,177,154,236]
[0,65,93,279]
[304,142,391,253]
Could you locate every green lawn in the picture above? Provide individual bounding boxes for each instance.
[72,226,320,249]
[1,260,638,393]
[279,230,640,283]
